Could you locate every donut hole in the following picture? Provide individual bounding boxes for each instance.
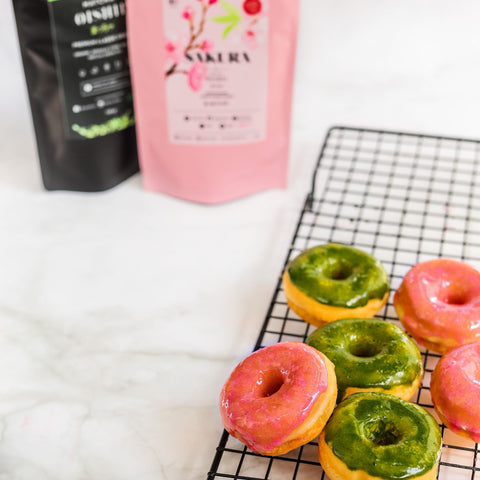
[348,338,382,358]
[258,370,285,398]
[329,263,353,281]
[365,418,402,446]
[442,291,469,306]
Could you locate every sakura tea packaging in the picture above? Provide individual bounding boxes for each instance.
[127,0,300,203]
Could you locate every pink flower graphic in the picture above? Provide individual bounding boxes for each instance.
[165,38,182,63]
[188,62,207,92]
[182,6,194,19]
[209,0,218,4]
[242,29,257,49]
[201,39,214,53]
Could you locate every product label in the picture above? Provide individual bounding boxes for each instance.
[47,0,135,140]
[163,0,269,144]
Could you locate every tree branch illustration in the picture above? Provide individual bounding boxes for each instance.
[165,2,210,78]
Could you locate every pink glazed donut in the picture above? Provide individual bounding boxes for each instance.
[430,342,480,443]
[219,342,337,456]
[394,259,480,354]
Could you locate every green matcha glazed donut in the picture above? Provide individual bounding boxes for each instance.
[282,243,390,326]
[318,392,442,480]
[307,318,423,402]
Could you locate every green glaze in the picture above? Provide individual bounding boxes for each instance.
[324,393,442,479]
[287,243,389,308]
[307,318,422,401]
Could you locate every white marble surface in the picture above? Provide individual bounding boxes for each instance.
[1,1,480,479]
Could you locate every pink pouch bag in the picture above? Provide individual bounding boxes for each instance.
[127,0,300,204]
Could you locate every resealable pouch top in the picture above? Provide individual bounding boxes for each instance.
[12,0,138,191]
[127,0,300,204]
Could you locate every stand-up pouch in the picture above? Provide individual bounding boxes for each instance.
[12,0,138,191]
[127,0,300,204]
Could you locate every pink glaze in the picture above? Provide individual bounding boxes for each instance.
[430,342,480,442]
[219,342,328,454]
[394,259,480,350]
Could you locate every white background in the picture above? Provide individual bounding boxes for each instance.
[1,1,480,479]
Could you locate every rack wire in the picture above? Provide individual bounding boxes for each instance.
[207,126,480,480]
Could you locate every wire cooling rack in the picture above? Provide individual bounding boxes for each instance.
[207,126,480,480]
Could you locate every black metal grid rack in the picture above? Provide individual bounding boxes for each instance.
[207,126,480,480]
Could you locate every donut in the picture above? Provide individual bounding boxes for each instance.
[430,341,480,443]
[394,258,480,353]
[282,243,389,326]
[318,392,442,480]
[219,342,337,456]
[307,317,423,402]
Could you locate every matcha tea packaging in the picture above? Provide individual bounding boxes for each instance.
[12,0,138,191]
[127,0,300,204]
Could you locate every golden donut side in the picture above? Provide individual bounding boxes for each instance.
[282,271,388,326]
[341,374,422,403]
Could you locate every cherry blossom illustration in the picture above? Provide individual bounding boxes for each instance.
[242,28,257,49]
[164,0,265,91]
[188,62,208,91]
[165,38,183,64]
[165,0,219,90]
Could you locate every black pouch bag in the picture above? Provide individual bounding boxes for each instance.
[12,0,138,191]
